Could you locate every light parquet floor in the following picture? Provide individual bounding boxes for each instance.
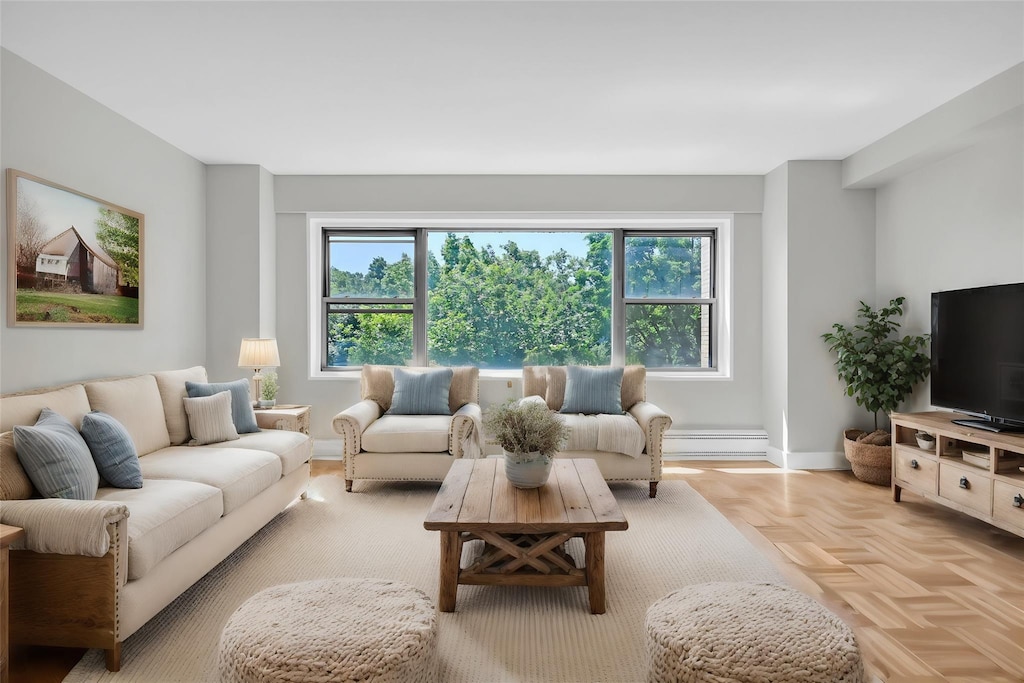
[12,461,1024,682]
[672,461,1024,683]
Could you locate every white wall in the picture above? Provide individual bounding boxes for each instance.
[875,118,1024,412]
[761,163,789,451]
[274,175,765,440]
[204,164,279,384]
[760,161,876,467]
[0,49,207,391]
[205,166,261,382]
[785,162,875,453]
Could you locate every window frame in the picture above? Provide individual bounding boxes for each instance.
[320,229,424,368]
[307,213,733,380]
[619,230,717,370]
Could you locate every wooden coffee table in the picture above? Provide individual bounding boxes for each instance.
[424,458,627,614]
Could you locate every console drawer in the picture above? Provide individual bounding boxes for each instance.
[893,447,937,493]
[938,462,993,514]
[993,480,1024,531]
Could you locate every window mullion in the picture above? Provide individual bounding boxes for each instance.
[413,227,428,365]
[611,228,625,366]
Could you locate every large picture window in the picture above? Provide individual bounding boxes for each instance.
[318,220,725,372]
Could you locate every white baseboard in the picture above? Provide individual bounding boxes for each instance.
[663,429,768,460]
[312,438,344,458]
[313,432,851,471]
[765,446,849,470]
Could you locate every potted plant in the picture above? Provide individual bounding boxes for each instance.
[915,431,936,450]
[483,399,570,488]
[822,297,930,485]
[258,371,278,408]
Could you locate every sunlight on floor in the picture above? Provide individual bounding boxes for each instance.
[663,463,813,476]
[713,467,812,475]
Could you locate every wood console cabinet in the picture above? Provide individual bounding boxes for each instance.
[891,411,1024,537]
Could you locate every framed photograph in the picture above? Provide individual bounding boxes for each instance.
[6,169,144,327]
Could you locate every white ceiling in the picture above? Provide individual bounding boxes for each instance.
[2,1,1022,175]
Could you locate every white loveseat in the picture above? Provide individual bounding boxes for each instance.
[523,365,672,497]
[332,365,481,491]
[0,367,311,671]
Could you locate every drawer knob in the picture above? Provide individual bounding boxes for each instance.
[1014,494,1024,508]
[910,459,919,469]
[959,476,970,490]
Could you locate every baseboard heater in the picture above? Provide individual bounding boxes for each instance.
[314,431,771,460]
[663,429,769,460]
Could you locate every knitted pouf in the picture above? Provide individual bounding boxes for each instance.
[645,582,863,683]
[218,578,438,683]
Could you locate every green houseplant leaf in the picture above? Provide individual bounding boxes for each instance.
[821,297,930,431]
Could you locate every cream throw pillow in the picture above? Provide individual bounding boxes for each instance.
[183,392,239,446]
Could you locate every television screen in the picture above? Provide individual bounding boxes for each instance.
[931,282,1024,430]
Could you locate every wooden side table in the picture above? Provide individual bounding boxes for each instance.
[255,404,311,435]
[1,525,25,683]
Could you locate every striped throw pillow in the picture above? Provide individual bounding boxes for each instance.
[560,366,625,415]
[388,368,454,415]
[81,411,143,489]
[185,379,259,433]
[13,408,99,500]
[183,391,240,446]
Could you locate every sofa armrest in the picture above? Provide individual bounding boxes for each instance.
[0,499,128,558]
[628,401,673,478]
[331,399,382,457]
[450,402,483,459]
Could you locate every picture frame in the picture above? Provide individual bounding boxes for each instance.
[6,169,144,328]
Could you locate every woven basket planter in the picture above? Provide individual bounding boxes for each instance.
[843,429,892,486]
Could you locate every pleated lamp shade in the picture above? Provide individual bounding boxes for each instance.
[238,338,281,368]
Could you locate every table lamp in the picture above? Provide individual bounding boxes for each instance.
[238,338,281,406]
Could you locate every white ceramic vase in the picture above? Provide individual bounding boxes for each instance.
[503,450,553,489]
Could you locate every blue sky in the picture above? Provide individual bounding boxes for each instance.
[330,231,592,274]
[18,176,107,248]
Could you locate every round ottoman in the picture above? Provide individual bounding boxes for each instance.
[218,578,438,683]
[645,582,863,683]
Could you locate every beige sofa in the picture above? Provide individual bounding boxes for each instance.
[0,367,311,671]
[523,366,672,497]
[332,365,481,491]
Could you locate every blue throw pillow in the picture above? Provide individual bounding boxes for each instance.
[185,379,259,433]
[13,408,99,500]
[560,366,625,415]
[388,368,454,415]
[80,411,143,489]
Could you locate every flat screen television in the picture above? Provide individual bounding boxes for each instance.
[931,282,1024,432]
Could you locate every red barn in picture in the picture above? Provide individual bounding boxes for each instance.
[34,226,120,294]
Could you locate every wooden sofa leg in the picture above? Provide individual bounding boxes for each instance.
[105,642,122,672]
[345,479,353,492]
[649,481,658,499]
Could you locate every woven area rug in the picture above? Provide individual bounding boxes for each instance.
[65,475,784,682]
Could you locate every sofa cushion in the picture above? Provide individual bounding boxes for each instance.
[138,446,282,514]
[361,415,451,453]
[0,431,36,500]
[152,366,209,445]
[80,411,143,489]
[561,366,624,414]
[14,408,99,500]
[222,430,311,476]
[97,478,223,580]
[186,379,259,434]
[388,367,453,415]
[361,365,479,413]
[85,376,171,456]
[1,383,91,431]
[183,392,240,445]
[544,366,568,411]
